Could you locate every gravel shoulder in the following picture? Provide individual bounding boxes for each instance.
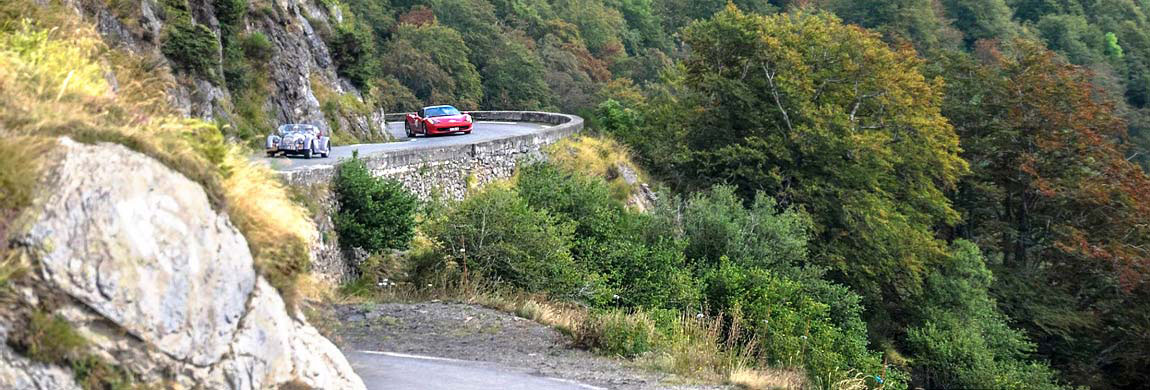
[333,302,729,390]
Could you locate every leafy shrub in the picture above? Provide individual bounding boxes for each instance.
[214,0,247,37]
[161,21,220,79]
[333,153,418,253]
[701,262,884,388]
[330,21,376,88]
[222,45,254,94]
[576,309,657,358]
[423,184,581,296]
[238,31,274,62]
[905,241,1062,389]
[515,162,699,308]
[679,186,811,273]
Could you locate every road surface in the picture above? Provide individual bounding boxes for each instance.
[263,121,552,171]
[348,351,604,390]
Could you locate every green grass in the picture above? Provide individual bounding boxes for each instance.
[575,309,657,358]
[20,312,87,363]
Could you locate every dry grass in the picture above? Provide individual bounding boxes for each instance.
[221,147,317,307]
[510,299,584,335]
[296,273,342,303]
[0,250,29,290]
[832,371,875,390]
[0,6,314,307]
[545,134,648,204]
[728,365,806,389]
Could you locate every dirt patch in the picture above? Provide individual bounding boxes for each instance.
[333,302,728,390]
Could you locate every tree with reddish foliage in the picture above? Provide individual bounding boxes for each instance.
[939,39,1150,389]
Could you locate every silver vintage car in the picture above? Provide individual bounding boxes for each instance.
[266,124,330,158]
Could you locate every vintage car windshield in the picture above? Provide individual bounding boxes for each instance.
[424,106,461,117]
[277,124,318,135]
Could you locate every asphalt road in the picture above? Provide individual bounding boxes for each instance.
[348,351,605,390]
[263,121,552,171]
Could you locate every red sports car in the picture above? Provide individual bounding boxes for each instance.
[405,105,473,137]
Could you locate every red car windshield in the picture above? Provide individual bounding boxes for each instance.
[425,106,461,117]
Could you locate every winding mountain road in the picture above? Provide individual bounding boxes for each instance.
[262,120,553,172]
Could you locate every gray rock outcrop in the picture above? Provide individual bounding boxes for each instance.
[62,0,388,141]
[0,138,365,389]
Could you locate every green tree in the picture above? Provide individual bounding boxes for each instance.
[480,34,555,109]
[820,0,956,49]
[161,22,221,79]
[330,21,377,88]
[382,23,483,108]
[940,0,1019,45]
[937,40,1150,389]
[333,153,418,253]
[1105,31,1124,59]
[652,7,968,325]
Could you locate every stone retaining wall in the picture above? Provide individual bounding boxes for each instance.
[285,111,583,283]
[281,111,582,199]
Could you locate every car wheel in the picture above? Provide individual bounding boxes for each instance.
[464,130,472,135]
[267,151,276,157]
[405,122,413,138]
[303,148,313,159]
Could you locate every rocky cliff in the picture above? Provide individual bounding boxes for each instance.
[60,0,388,143]
[0,138,365,389]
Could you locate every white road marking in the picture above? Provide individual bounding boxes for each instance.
[545,378,609,390]
[355,350,466,363]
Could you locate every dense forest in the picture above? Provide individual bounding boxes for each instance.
[315,0,1150,389]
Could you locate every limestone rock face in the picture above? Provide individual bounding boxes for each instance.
[61,0,389,141]
[26,138,256,367]
[0,331,82,390]
[1,138,365,390]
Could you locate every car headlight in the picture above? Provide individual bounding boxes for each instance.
[428,119,438,125]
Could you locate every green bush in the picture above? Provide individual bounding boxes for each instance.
[17,312,87,363]
[330,21,376,88]
[239,31,274,62]
[701,262,884,388]
[905,241,1062,389]
[678,185,811,273]
[214,0,247,37]
[161,21,221,79]
[423,184,581,296]
[515,162,699,308]
[333,153,418,253]
[576,309,657,358]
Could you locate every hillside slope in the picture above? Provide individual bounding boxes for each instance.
[61,0,389,143]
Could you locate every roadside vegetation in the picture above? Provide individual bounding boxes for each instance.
[333,133,891,388]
